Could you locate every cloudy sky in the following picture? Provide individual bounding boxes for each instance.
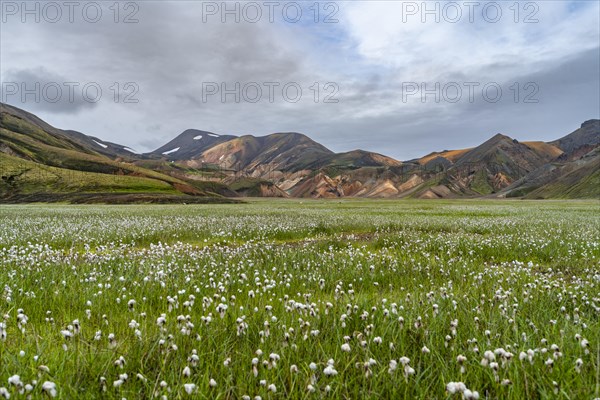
[1,0,599,159]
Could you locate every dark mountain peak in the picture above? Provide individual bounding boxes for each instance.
[581,119,599,129]
[270,131,306,137]
[265,131,326,145]
[487,133,514,143]
[179,128,221,138]
[149,128,237,159]
[168,128,232,143]
[550,119,600,157]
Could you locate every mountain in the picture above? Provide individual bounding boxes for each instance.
[550,120,600,160]
[0,103,238,203]
[192,132,334,172]
[502,121,600,199]
[1,102,598,201]
[0,103,138,160]
[148,129,237,160]
[419,133,563,196]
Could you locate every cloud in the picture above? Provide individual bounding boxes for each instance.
[1,67,98,114]
[0,1,598,159]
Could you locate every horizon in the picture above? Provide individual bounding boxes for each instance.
[1,1,599,159]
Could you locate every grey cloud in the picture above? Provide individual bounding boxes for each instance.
[1,67,98,114]
[0,2,598,161]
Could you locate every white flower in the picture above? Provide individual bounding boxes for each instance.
[7,375,21,387]
[446,382,459,394]
[575,358,583,373]
[388,359,398,373]
[268,384,277,392]
[183,383,196,394]
[464,389,480,399]
[182,366,191,377]
[41,381,57,397]
[341,343,351,352]
[323,365,338,376]
[446,382,466,394]
[209,378,217,388]
[60,330,72,339]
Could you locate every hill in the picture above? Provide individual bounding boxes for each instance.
[1,102,598,201]
[0,103,239,203]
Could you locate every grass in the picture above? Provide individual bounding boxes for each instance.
[0,199,598,399]
[0,153,178,195]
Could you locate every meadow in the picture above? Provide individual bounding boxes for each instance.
[0,199,598,399]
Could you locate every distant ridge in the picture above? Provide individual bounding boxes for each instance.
[1,102,598,201]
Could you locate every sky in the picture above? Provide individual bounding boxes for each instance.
[1,0,599,160]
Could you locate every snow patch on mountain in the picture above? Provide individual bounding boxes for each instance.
[92,140,108,149]
[162,147,180,155]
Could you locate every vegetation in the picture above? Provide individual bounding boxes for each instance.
[0,199,598,399]
[0,153,177,195]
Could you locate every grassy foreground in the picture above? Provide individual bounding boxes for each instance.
[0,199,598,399]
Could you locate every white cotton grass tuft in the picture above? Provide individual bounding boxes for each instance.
[183,383,196,394]
[41,381,57,397]
[446,382,479,399]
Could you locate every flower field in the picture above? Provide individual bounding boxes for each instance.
[0,200,598,399]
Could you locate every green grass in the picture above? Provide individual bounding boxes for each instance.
[0,199,598,399]
[0,153,178,195]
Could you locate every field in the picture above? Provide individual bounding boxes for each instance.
[0,199,598,399]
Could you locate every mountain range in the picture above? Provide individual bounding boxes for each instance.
[1,102,598,203]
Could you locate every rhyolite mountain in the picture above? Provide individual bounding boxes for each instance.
[150,129,237,160]
[0,103,238,203]
[1,102,598,202]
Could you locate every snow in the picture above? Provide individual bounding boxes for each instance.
[92,140,108,149]
[194,135,203,140]
[162,147,180,155]
[208,133,219,137]
[123,147,138,153]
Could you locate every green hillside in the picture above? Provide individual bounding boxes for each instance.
[0,106,238,203]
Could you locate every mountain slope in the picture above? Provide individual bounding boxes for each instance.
[500,120,600,199]
[550,120,600,160]
[0,103,235,202]
[504,147,600,199]
[148,129,236,160]
[403,134,563,197]
[0,103,137,159]
[1,103,598,201]
[192,132,334,172]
